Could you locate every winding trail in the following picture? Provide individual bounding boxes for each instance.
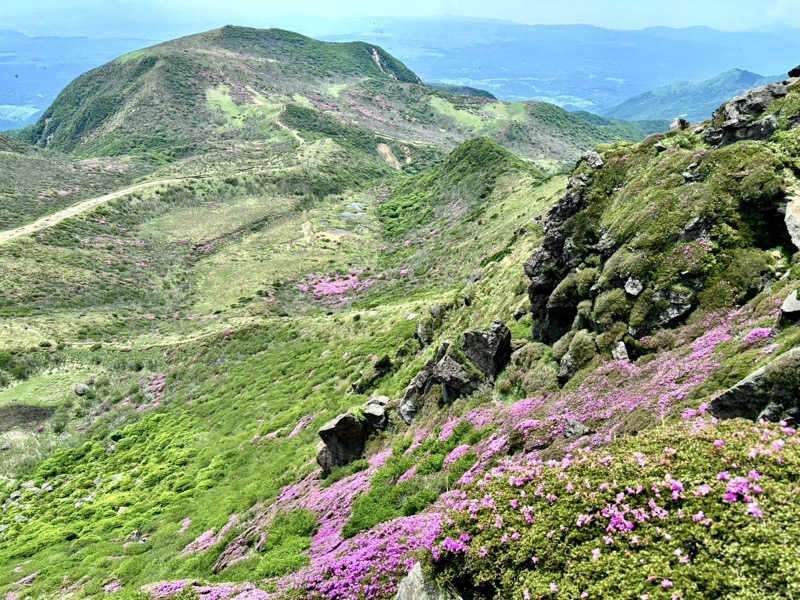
[0,178,195,245]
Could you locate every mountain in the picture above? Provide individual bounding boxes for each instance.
[320,19,800,109]
[426,82,497,99]
[0,30,153,130]
[14,26,648,173]
[604,68,785,122]
[2,25,800,600]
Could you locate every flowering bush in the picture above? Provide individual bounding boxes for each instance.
[429,419,800,599]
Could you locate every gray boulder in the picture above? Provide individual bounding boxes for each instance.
[565,419,590,439]
[781,289,800,323]
[582,151,604,169]
[612,341,629,362]
[705,83,788,146]
[649,288,694,330]
[363,396,389,431]
[710,348,800,424]
[670,118,690,131]
[74,383,90,396]
[395,563,461,600]
[316,414,369,474]
[624,278,643,297]
[557,352,576,384]
[785,190,800,251]
[462,320,512,378]
[790,65,800,78]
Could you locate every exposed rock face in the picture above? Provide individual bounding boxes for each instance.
[395,563,461,600]
[399,322,512,423]
[582,151,604,170]
[670,118,690,131]
[462,320,512,377]
[624,278,643,297]
[710,348,800,424]
[784,190,800,251]
[363,396,389,431]
[790,65,800,78]
[648,289,694,329]
[316,414,369,474]
[781,289,800,322]
[704,83,788,147]
[525,173,599,344]
[611,341,629,362]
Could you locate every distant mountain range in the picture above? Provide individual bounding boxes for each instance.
[1,19,799,131]
[0,30,152,130]
[603,68,785,122]
[318,18,800,110]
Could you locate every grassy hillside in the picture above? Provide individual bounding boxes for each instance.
[604,68,783,122]
[2,38,800,600]
[0,135,149,229]
[13,26,646,173]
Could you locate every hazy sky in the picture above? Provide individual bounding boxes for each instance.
[3,0,800,38]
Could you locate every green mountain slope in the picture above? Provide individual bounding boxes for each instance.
[604,68,783,122]
[1,38,800,600]
[14,26,645,173]
[0,134,148,229]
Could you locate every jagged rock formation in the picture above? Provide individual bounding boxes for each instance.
[316,397,389,473]
[399,321,512,423]
[704,82,788,146]
[710,348,800,424]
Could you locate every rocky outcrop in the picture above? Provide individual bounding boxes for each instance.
[709,348,800,424]
[704,83,788,147]
[395,563,461,600]
[317,414,369,474]
[461,320,512,377]
[316,397,390,474]
[399,321,512,423]
[670,118,690,131]
[525,170,600,344]
[784,189,800,251]
[790,65,800,78]
[629,288,694,337]
[781,289,800,323]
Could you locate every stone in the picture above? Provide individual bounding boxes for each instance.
[74,384,90,396]
[362,402,388,431]
[781,290,800,322]
[705,83,788,146]
[432,354,479,404]
[394,563,461,600]
[513,306,527,321]
[565,419,590,439]
[693,126,705,135]
[611,341,629,362]
[0,445,10,451]
[582,150,604,169]
[461,320,512,378]
[784,190,800,251]
[710,348,800,423]
[654,141,667,153]
[790,65,800,78]
[670,118,690,131]
[557,352,576,384]
[624,278,643,297]
[678,216,711,242]
[316,413,369,474]
[649,289,694,330]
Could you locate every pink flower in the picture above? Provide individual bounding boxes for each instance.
[550,583,559,592]
[591,548,601,561]
[662,579,674,589]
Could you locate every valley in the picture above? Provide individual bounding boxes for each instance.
[0,23,799,600]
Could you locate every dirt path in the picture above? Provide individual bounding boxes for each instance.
[275,117,305,145]
[0,178,193,245]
